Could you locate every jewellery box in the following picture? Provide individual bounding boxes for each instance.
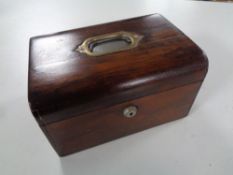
[28,14,208,156]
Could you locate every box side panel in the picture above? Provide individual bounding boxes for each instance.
[44,81,203,156]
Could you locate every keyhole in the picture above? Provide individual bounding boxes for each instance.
[123,105,138,118]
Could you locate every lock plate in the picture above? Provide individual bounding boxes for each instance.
[123,105,138,118]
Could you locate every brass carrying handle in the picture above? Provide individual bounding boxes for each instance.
[75,31,142,56]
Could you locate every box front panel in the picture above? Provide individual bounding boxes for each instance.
[44,82,202,156]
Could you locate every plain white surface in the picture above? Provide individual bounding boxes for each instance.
[1,0,233,174]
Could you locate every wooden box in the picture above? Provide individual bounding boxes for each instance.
[28,14,208,156]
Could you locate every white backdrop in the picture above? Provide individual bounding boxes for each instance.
[1,0,233,174]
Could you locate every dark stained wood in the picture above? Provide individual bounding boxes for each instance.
[28,14,208,125]
[28,14,208,156]
[45,82,202,156]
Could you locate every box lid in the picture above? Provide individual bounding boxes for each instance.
[28,14,208,125]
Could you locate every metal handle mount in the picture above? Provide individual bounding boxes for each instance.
[76,31,142,56]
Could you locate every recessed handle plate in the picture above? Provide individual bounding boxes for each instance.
[76,31,142,56]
